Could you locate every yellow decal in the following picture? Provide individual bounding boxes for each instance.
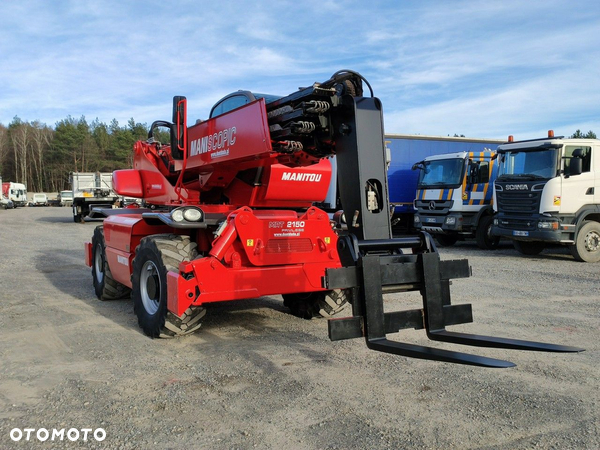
[324,237,331,244]
[462,192,468,200]
[553,196,561,206]
[246,239,254,247]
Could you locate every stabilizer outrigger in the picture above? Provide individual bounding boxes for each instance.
[325,233,583,368]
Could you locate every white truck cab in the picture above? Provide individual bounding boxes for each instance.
[413,150,499,249]
[492,131,600,262]
[2,182,27,207]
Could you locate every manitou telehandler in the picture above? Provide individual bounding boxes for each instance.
[85,70,582,367]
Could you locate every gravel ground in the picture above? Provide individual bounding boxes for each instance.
[0,207,598,449]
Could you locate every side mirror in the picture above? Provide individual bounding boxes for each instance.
[171,96,187,159]
[467,163,478,186]
[411,161,424,171]
[570,157,583,176]
[566,148,583,177]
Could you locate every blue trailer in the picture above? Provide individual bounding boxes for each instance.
[386,134,504,232]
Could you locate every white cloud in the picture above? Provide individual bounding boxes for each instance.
[0,0,598,139]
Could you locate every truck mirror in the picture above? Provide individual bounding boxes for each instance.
[570,156,583,176]
[171,96,187,159]
[565,148,584,177]
[467,163,478,185]
[411,161,424,171]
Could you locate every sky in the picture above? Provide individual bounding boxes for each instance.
[1,0,599,140]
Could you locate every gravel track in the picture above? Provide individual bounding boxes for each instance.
[0,207,598,449]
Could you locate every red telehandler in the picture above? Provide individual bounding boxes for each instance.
[85,70,582,367]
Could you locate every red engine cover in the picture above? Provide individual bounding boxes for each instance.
[263,160,332,202]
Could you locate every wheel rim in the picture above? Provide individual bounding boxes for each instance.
[140,261,161,315]
[94,243,104,283]
[584,230,600,253]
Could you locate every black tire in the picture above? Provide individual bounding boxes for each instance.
[132,234,206,338]
[91,226,131,300]
[283,289,350,319]
[513,240,545,256]
[435,234,458,247]
[476,215,500,250]
[569,221,600,263]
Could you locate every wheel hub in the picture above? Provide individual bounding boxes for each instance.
[140,261,160,315]
[585,231,600,252]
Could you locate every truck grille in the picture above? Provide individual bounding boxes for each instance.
[414,200,454,215]
[497,217,537,231]
[496,191,541,214]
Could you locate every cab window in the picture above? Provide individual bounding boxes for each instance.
[564,145,592,175]
[210,94,252,118]
[469,160,490,184]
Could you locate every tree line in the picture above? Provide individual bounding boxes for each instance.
[0,115,596,194]
[0,116,148,193]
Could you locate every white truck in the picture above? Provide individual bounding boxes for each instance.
[2,181,27,207]
[0,176,14,209]
[30,193,48,206]
[491,131,600,262]
[412,150,500,249]
[59,190,74,207]
[70,172,119,223]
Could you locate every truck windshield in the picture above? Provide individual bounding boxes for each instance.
[417,158,464,188]
[497,148,559,180]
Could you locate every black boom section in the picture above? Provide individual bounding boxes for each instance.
[332,96,392,240]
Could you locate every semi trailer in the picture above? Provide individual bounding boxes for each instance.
[386,135,503,232]
[70,172,119,223]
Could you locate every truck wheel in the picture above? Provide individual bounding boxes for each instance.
[513,240,545,256]
[476,215,500,250]
[132,234,206,338]
[91,226,131,300]
[570,221,600,263]
[435,234,458,247]
[283,289,350,319]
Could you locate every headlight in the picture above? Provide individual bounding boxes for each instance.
[171,207,203,223]
[537,221,558,230]
[183,208,203,222]
[172,209,184,222]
